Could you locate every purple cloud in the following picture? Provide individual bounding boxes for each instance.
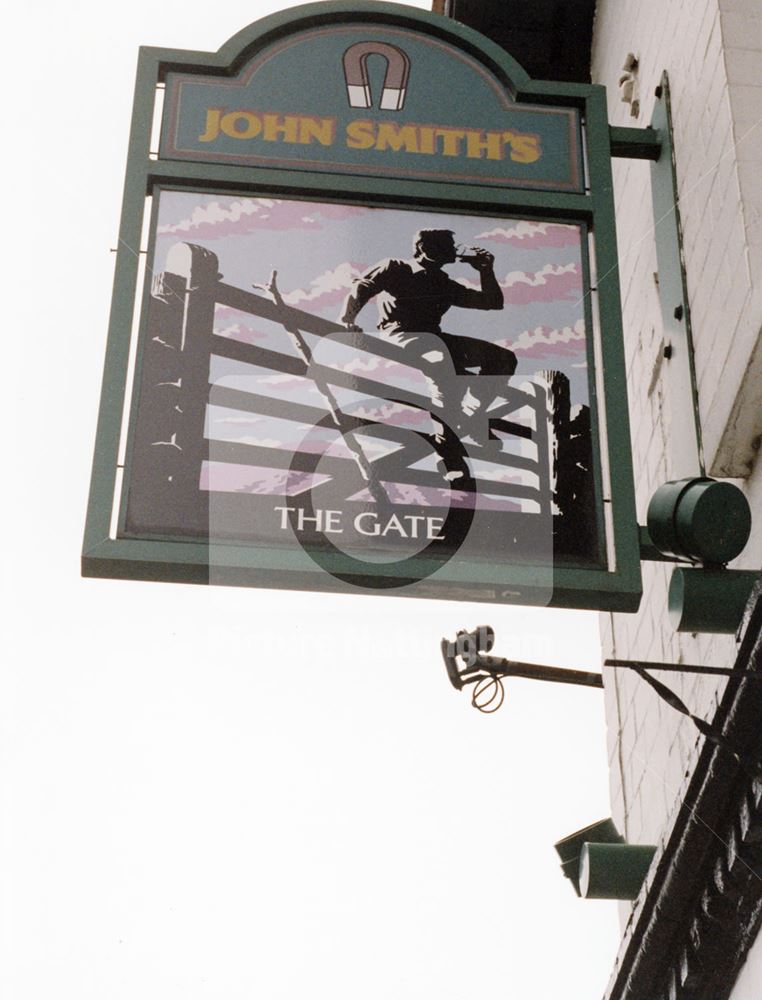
[201,461,331,497]
[158,197,371,241]
[500,262,582,305]
[346,481,522,512]
[474,221,581,249]
[283,261,365,310]
[212,304,270,345]
[342,399,437,431]
[497,319,586,359]
[459,262,581,305]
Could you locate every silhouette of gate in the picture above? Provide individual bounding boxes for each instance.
[122,241,558,543]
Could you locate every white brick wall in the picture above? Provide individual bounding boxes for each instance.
[712,0,762,476]
[592,0,762,946]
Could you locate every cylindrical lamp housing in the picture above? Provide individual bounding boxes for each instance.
[669,567,761,633]
[579,843,656,900]
[554,818,623,896]
[647,478,751,564]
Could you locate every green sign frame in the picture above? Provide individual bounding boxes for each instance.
[83,0,641,612]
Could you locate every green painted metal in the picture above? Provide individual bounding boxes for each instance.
[648,478,751,564]
[81,533,637,609]
[579,843,656,900]
[116,191,166,540]
[668,567,761,633]
[572,218,608,569]
[82,0,642,611]
[553,818,623,897]
[648,479,693,558]
[675,481,751,565]
[82,49,159,559]
[609,126,661,161]
[650,73,705,478]
[638,523,684,563]
[146,158,594,215]
[161,23,583,191]
[582,84,640,608]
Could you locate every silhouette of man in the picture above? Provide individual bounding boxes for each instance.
[339,229,517,480]
[339,228,515,377]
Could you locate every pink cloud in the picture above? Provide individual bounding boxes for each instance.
[212,305,270,345]
[459,262,581,304]
[213,323,266,345]
[254,372,315,389]
[339,354,397,375]
[475,221,581,249]
[283,261,365,310]
[201,461,330,497]
[497,319,587,359]
[309,348,430,393]
[342,399,436,431]
[346,482,521,512]
[500,262,582,305]
[158,197,371,241]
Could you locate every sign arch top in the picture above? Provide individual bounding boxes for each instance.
[210,2,533,92]
[159,1,584,192]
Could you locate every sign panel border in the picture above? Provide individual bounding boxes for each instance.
[82,0,641,612]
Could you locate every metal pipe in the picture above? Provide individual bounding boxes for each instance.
[473,655,603,688]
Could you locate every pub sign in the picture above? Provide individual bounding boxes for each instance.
[83,1,641,610]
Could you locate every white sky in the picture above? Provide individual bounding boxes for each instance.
[2,2,622,998]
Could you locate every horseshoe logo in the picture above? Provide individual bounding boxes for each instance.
[342,42,411,111]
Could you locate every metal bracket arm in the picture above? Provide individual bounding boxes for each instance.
[638,524,686,563]
[609,125,662,160]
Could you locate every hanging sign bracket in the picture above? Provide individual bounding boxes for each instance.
[609,126,661,161]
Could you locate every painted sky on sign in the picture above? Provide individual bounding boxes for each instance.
[154,191,591,404]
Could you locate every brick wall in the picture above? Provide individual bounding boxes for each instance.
[591,0,762,933]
